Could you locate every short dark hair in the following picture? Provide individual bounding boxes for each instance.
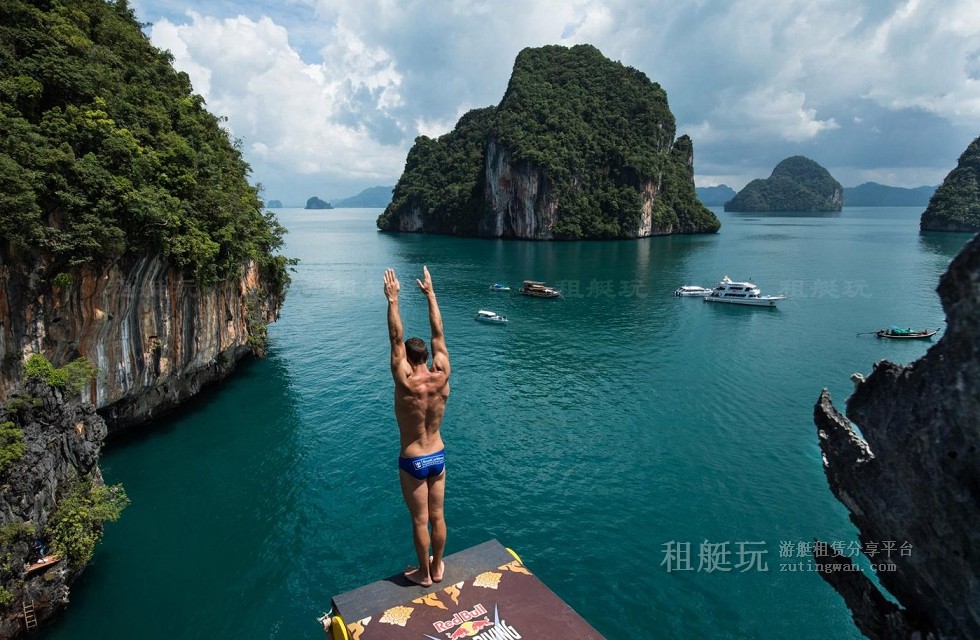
[405,337,428,365]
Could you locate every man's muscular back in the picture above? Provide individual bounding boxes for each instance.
[393,367,450,456]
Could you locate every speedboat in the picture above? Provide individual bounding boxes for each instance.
[875,326,938,339]
[520,280,561,298]
[489,283,511,292]
[703,276,785,307]
[674,285,713,297]
[475,309,508,324]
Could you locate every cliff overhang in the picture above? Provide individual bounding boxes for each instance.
[812,232,980,638]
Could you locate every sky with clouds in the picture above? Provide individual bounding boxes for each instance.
[131,0,980,204]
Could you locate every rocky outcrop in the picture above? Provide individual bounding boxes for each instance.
[812,232,980,638]
[920,135,980,233]
[0,380,108,637]
[0,255,280,432]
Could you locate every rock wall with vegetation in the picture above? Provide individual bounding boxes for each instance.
[377,44,720,239]
[920,135,980,232]
[0,371,127,638]
[812,231,980,638]
[725,156,843,212]
[0,0,291,428]
[0,2,291,635]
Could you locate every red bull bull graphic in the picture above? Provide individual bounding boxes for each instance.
[425,604,522,640]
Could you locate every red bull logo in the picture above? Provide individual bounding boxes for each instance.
[433,604,488,635]
[427,604,523,640]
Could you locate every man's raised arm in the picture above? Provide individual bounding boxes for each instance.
[416,266,450,374]
[384,268,407,377]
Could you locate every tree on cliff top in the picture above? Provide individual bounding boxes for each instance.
[920,135,980,232]
[0,0,289,289]
[378,44,719,238]
[725,156,843,212]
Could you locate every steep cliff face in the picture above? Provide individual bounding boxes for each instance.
[0,255,280,432]
[812,232,980,639]
[480,137,558,239]
[0,380,108,637]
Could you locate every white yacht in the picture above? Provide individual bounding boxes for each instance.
[703,276,786,307]
[475,309,508,324]
[674,285,713,297]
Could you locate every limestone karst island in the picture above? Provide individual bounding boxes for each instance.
[724,156,843,212]
[920,134,980,233]
[378,44,720,240]
[0,1,290,634]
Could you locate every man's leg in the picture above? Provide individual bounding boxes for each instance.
[399,469,432,586]
[427,470,446,582]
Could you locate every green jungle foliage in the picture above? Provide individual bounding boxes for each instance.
[0,0,288,288]
[378,44,719,238]
[384,107,495,235]
[22,353,95,394]
[921,136,980,232]
[0,421,25,474]
[725,156,843,212]
[45,476,129,570]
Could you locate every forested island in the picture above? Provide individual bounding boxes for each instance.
[0,0,290,633]
[378,44,719,239]
[725,156,843,212]
[920,135,980,232]
[305,196,333,210]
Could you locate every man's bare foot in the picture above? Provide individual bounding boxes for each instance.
[404,566,433,587]
[429,556,445,583]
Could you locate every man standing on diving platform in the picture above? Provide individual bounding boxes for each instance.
[383,266,451,587]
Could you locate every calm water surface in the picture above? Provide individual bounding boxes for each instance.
[44,207,971,639]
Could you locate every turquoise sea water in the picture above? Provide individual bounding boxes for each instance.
[44,207,971,639]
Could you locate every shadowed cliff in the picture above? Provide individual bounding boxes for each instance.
[813,232,980,638]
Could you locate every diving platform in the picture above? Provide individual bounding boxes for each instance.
[324,539,604,639]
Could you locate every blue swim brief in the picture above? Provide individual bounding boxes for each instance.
[398,450,446,480]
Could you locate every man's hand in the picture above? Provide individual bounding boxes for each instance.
[416,265,434,297]
[384,268,400,303]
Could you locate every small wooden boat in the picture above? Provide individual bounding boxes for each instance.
[520,280,561,298]
[24,555,61,575]
[875,326,939,340]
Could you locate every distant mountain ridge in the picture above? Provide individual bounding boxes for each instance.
[696,185,736,206]
[333,186,394,208]
[725,156,843,212]
[844,183,935,207]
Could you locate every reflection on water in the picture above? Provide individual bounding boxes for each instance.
[919,231,975,259]
[733,211,843,220]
